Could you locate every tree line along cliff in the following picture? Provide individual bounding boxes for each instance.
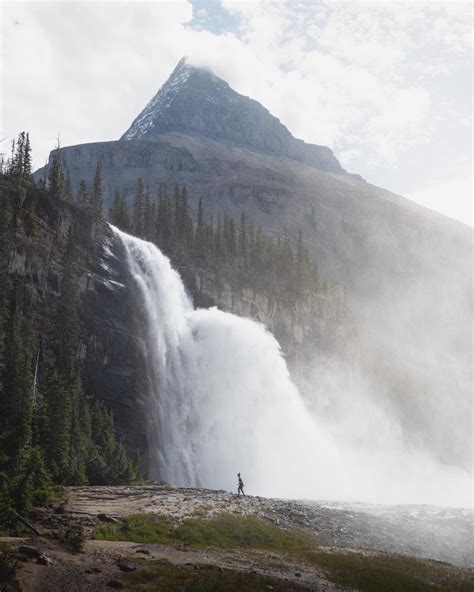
[0,137,138,522]
[36,139,347,312]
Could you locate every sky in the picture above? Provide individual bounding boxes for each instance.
[1,0,472,225]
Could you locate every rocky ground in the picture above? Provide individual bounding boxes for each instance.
[62,486,473,567]
[1,485,472,591]
[3,536,342,592]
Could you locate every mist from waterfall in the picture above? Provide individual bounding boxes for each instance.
[113,227,471,507]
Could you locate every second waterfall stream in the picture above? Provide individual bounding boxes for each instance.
[112,226,341,498]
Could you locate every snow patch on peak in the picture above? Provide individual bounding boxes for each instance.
[123,60,192,141]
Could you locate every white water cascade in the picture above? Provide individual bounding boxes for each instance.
[113,227,472,506]
[113,227,343,499]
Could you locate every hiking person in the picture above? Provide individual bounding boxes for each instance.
[237,473,245,497]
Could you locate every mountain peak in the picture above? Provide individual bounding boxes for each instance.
[168,56,208,82]
[121,58,348,175]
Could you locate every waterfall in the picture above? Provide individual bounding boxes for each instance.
[113,226,341,498]
[113,226,471,506]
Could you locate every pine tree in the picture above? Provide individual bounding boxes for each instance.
[143,186,155,241]
[149,198,157,240]
[48,138,64,198]
[133,178,145,236]
[0,195,13,401]
[41,372,72,482]
[67,381,89,485]
[214,213,226,263]
[64,169,72,201]
[172,184,182,251]
[195,197,205,262]
[237,211,248,283]
[0,471,15,524]
[27,447,52,506]
[119,193,132,233]
[226,215,237,257]
[11,135,22,179]
[238,212,247,259]
[77,180,88,208]
[87,401,136,485]
[90,162,103,217]
[4,132,33,185]
[155,185,173,253]
[56,235,80,384]
[7,139,16,177]
[252,225,264,284]
[110,191,132,233]
[16,133,26,179]
[109,191,120,225]
[23,133,32,179]
[0,287,34,470]
[180,187,194,254]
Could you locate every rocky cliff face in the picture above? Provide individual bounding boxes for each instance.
[191,266,355,384]
[2,182,148,456]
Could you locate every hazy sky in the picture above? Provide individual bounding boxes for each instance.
[2,1,472,225]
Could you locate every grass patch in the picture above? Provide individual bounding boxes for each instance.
[305,550,474,592]
[92,512,474,592]
[121,559,308,592]
[93,512,318,552]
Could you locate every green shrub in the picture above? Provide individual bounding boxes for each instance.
[93,512,319,552]
[31,487,53,507]
[57,523,85,553]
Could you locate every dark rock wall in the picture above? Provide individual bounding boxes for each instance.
[3,183,148,458]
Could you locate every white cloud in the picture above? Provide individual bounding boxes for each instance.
[407,168,473,226]
[1,0,471,223]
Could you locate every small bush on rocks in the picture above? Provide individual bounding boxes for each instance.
[57,523,85,553]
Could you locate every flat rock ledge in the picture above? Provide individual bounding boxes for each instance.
[63,485,473,567]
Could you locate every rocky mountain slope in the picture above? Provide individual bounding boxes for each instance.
[121,58,351,176]
[33,58,472,472]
